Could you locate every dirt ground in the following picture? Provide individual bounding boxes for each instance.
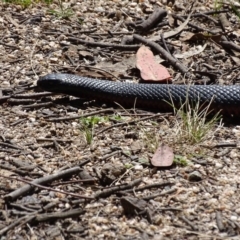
[1,0,240,239]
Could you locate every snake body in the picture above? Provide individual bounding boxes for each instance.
[37,73,240,116]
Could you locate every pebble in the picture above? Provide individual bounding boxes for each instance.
[188,171,202,182]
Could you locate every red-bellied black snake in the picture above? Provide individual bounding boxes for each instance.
[37,73,240,116]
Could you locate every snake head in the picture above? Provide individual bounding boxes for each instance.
[37,74,67,92]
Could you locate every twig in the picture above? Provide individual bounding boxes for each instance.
[13,92,54,99]
[37,138,73,143]
[0,215,35,236]
[181,10,230,18]
[7,98,35,104]
[180,215,198,231]
[216,211,225,232]
[220,41,240,52]
[142,187,177,200]
[120,181,173,193]
[0,142,23,150]
[36,208,85,222]
[48,108,114,122]
[4,167,87,201]
[135,8,167,31]
[67,37,140,51]
[22,102,54,109]
[160,33,171,54]
[171,14,216,35]
[95,178,142,198]
[96,113,168,135]
[163,11,193,39]
[3,175,94,200]
[0,163,30,176]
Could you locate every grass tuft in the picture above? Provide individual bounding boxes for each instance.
[3,0,52,8]
[171,96,221,145]
[214,0,240,19]
[3,0,74,19]
[80,116,106,145]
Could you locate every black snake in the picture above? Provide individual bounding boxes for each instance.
[37,73,240,116]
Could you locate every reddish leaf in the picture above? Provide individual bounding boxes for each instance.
[151,144,174,167]
[136,45,171,82]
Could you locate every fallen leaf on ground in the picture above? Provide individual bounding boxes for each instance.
[136,45,171,82]
[151,144,174,167]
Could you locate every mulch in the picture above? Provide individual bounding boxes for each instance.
[0,0,240,239]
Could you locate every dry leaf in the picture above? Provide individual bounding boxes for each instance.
[136,45,171,82]
[163,11,193,39]
[174,44,207,59]
[151,144,174,167]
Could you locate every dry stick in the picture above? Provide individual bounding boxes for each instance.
[180,215,198,231]
[0,142,23,150]
[0,215,35,236]
[0,200,61,236]
[3,175,93,200]
[48,108,114,122]
[67,36,140,51]
[95,178,142,198]
[198,13,219,24]
[181,10,229,18]
[216,211,225,232]
[133,34,188,74]
[36,208,85,222]
[37,138,73,143]
[160,33,171,54]
[151,15,192,41]
[22,102,53,109]
[163,11,193,39]
[10,119,26,126]
[44,28,97,36]
[0,41,19,49]
[142,187,177,200]
[135,8,167,31]
[220,41,240,52]
[171,14,216,35]
[13,92,54,99]
[0,96,10,101]
[184,230,230,240]
[0,164,29,176]
[96,112,169,135]
[4,167,89,201]
[200,142,237,148]
[219,13,230,30]
[120,181,174,193]
[7,99,35,104]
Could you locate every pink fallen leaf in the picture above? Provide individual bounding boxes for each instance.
[151,144,174,167]
[136,45,171,82]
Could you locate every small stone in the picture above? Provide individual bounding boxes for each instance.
[94,7,105,12]
[188,171,202,182]
[230,215,237,221]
